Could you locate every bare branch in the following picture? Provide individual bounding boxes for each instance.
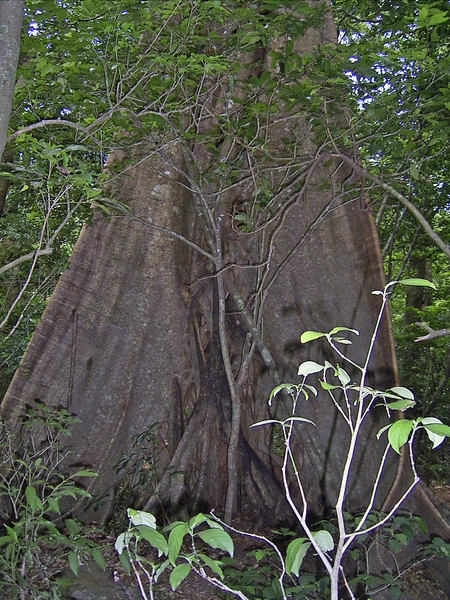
[0,249,53,276]
[329,152,450,261]
[414,322,450,342]
[7,119,102,146]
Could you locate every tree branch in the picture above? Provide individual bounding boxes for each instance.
[0,249,53,276]
[329,152,450,261]
[414,322,450,342]
[7,119,102,146]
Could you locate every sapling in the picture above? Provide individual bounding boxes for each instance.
[116,279,450,600]
[252,278,450,600]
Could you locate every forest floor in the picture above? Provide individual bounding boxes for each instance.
[57,515,449,600]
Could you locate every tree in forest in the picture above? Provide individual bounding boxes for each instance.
[0,0,400,523]
[1,6,450,592]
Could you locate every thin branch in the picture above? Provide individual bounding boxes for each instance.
[7,119,103,146]
[414,322,450,342]
[329,152,450,261]
[0,249,53,275]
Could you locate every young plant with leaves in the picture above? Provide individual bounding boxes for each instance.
[116,279,450,600]
[0,403,103,599]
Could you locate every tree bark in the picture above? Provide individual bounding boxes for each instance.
[0,0,24,163]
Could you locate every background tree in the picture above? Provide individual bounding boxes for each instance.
[0,0,402,527]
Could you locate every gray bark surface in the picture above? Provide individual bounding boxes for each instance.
[0,0,24,162]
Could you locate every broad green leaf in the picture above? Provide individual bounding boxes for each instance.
[68,552,80,576]
[170,563,191,590]
[397,278,436,290]
[197,529,234,557]
[410,164,420,179]
[423,422,450,437]
[335,366,351,386]
[385,399,416,411]
[128,509,157,529]
[300,330,326,343]
[115,531,132,554]
[155,559,170,581]
[46,497,60,514]
[118,550,131,575]
[65,518,81,537]
[320,380,340,391]
[388,386,415,400]
[297,361,323,377]
[5,525,18,543]
[0,535,12,546]
[198,553,224,578]
[189,513,207,528]
[168,523,189,565]
[313,530,334,552]
[72,470,98,478]
[388,420,414,454]
[286,537,310,576]
[421,418,450,448]
[136,526,168,556]
[25,485,43,512]
[91,548,106,571]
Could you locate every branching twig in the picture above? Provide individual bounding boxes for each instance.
[414,322,450,342]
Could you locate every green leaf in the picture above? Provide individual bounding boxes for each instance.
[297,361,323,377]
[5,525,18,543]
[72,469,98,478]
[284,416,316,427]
[388,420,414,454]
[197,529,234,557]
[335,365,351,386]
[68,552,80,576]
[65,518,81,537]
[118,549,131,575]
[189,513,207,528]
[128,509,157,529]
[300,330,326,343]
[410,164,420,179]
[313,530,334,552]
[25,485,43,512]
[388,386,415,400]
[136,526,168,556]
[329,326,359,336]
[385,399,416,411]
[285,537,310,576]
[170,563,191,590]
[250,419,281,428]
[421,418,450,448]
[46,497,60,514]
[397,278,436,290]
[320,380,340,391]
[269,383,296,403]
[168,523,189,565]
[91,548,106,571]
[115,531,132,554]
[198,553,224,578]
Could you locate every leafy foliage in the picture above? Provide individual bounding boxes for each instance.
[0,403,102,598]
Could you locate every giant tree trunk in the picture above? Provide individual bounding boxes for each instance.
[0,3,431,534]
